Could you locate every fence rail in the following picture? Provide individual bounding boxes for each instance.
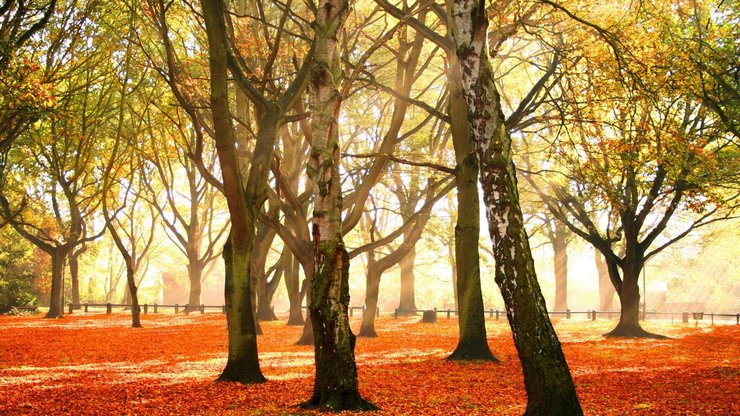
[393,307,740,325]
[67,303,225,315]
[2,304,738,325]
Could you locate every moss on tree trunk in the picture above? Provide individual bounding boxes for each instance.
[217,239,266,383]
[303,241,375,410]
[303,1,373,409]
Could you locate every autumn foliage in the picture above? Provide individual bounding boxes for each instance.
[0,313,737,415]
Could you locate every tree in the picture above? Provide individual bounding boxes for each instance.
[0,227,38,306]
[0,1,110,318]
[527,0,739,337]
[0,0,57,157]
[302,0,375,410]
[374,0,496,361]
[200,0,312,383]
[358,176,455,337]
[449,0,582,414]
[141,105,228,310]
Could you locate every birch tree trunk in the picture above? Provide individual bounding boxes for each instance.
[303,0,374,410]
[450,1,582,413]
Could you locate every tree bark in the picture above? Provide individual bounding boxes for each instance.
[254,222,279,322]
[595,252,615,311]
[603,257,664,338]
[285,254,305,325]
[358,251,381,338]
[450,1,582,413]
[201,0,272,384]
[124,260,141,328]
[447,52,495,361]
[218,238,264,381]
[69,248,83,308]
[552,224,568,312]
[256,252,283,322]
[46,251,66,318]
[396,247,417,313]
[187,261,203,308]
[302,0,374,410]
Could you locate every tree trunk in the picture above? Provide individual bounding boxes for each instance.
[187,261,203,309]
[256,255,283,321]
[256,283,278,321]
[448,238,458,311]
[121,282,131,306]
[252,222,277,324]
[604,259,663,338]
[447,54,494,361]
[595,252,615,311]
[451,1,582,413]
[201,0,269,384]
[305,240,373,410]
[69,251,82,307]
[218,238,264,382]
[358,253,381,338]
[124,262,141,328]
[302,1,374,410]
[295,263,315,345]
[552,225,568,312]
[46,251,65,319]
[396,247,417,313]
[285,254,305,325]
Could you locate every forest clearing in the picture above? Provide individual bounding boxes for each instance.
[0,313,737,415]
[2,0,738,414]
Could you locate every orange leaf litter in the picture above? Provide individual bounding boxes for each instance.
[0,313,737,415]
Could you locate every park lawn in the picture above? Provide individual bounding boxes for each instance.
[0,313,737,415]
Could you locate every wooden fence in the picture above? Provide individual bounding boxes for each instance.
[67,303,225,315]
[2,304,738,325]
[393,307,740,325]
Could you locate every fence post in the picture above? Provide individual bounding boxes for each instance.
[394,308,398,319]
[447,309,451,319]
[592,310,596,321]
[682,312,689,323]
[566,309,571,319]
[175,304,179,314]
[711,313,714,326]
[496,309,500,320]
[144,304,148,314]
[154,304,158,313]
[68,304,73,314]
[106,303,112,314]
[737,314,739,325]
[200,304,205,314]
[84,304,89,312]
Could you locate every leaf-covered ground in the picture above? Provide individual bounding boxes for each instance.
[0,313,737,415]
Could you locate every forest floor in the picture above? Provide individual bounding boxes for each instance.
[0,313,737,415]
